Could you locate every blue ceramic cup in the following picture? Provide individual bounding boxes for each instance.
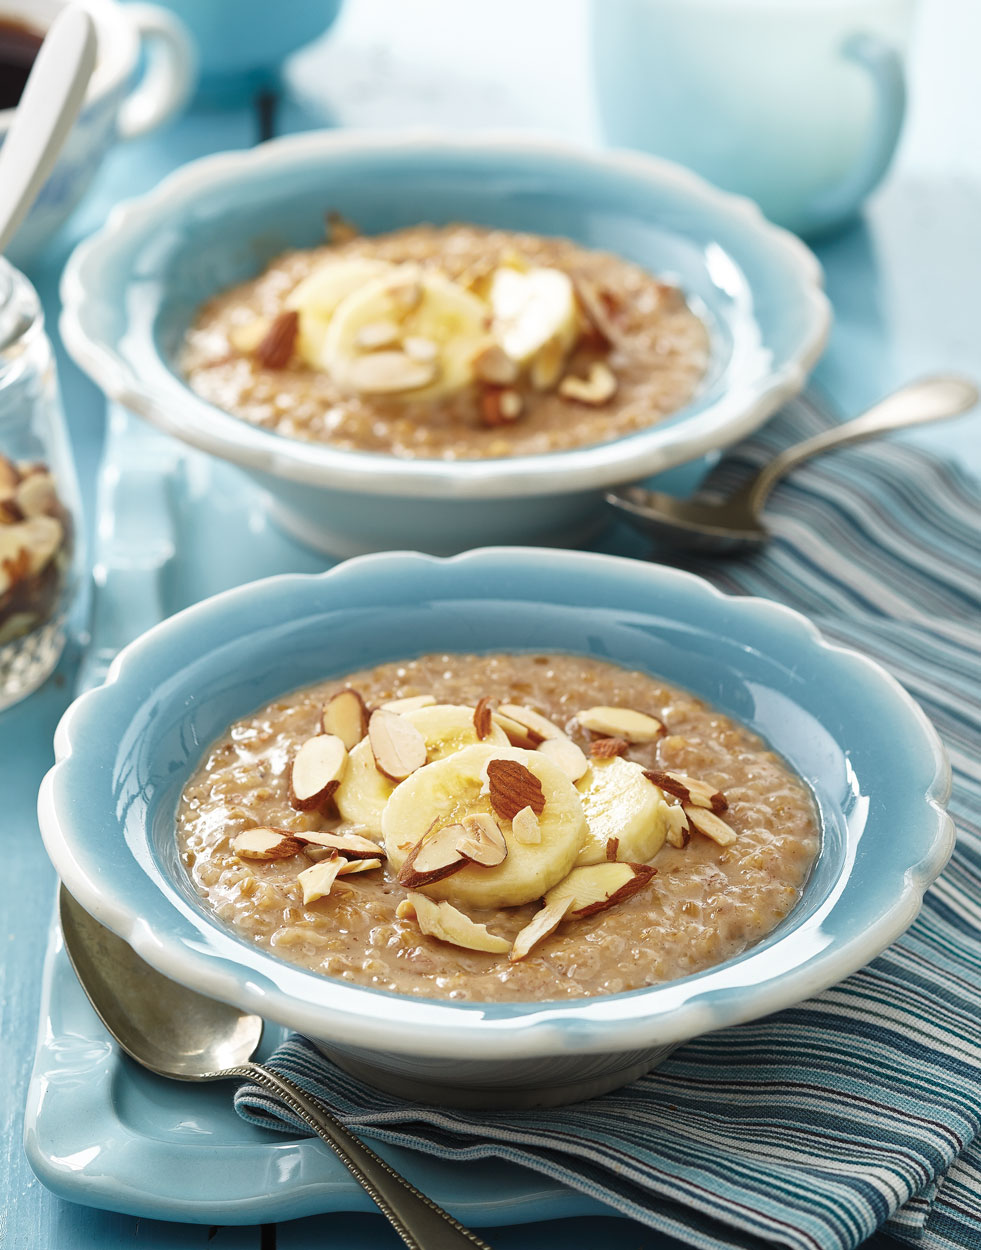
[122,0,343,102]
[591,0,915,238]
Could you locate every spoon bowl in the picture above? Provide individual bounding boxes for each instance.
[608,375,978,552]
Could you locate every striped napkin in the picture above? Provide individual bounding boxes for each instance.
[235,396,981,1250]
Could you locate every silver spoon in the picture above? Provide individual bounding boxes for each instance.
[59,886,492,1250]
[606,375,978,552]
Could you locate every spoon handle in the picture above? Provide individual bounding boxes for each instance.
[746,375,978,512]
[235,1063,492,1250]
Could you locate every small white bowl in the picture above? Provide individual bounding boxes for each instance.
[60,132,830,555]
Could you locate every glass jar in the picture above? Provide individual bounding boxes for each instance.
[0,259,83,711]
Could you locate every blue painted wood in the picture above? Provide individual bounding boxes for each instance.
[4,3,980,1246]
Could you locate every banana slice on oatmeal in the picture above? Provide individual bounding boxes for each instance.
[334,703,508,835]
[575,756,683,866]
[382,743,587,909]
[286,257,398,369]
[322,264,493,398]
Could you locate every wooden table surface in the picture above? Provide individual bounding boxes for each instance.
[3,3,980,1247]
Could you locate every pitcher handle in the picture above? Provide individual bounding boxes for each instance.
[116,3,196,140]
[807,31,906,226]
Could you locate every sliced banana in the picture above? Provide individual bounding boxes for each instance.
[334,704,508,835]
[575,757,675,866]
[383,743,587,909]
[286,257,396,369]
[323,265,492,399]
[488,266,579,367]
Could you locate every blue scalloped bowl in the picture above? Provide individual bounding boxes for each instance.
[38,550,952,1106]
[59,131,830,555]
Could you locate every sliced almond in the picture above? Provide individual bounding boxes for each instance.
[397,893,510,955]
[558,361,617,406]
[232,828,305,860]
[643,769,727,814]
[0,498,23,524]
[380,694,436,715]
[479,385,523,427]
[546,861,656,919]
[397,822,469,888]
[458,813,508,866]
[605,837,620,862]
[345,350,437,395]
[294,828,384,859]
[403,335,439,363]
[15,472,58,519]
[228,316,271,355]
[369,708,427,782]
[355,319,402,351]
[20,515,63,574]
[289,734,348,811]
[537,735,588,783]
[528,338,565,391]
[321,689,368,750]
[472,343,518,385]
[509,898,573,962]
[511,805,541,845]
[326,210,361,244]
[385,270,423,317]
[590,737,629,759]
[473,696,494,740]
[684,805,737,846]
[254,310,299,369]
[486,758,546,822]
[497,703,565,744]
[664,805,691,849]
[573,278,625,349]
[578,706,664,743]
[492,710,538,749]
[0,455,19,491]
[336,856,383,875]
[298,856,347,903]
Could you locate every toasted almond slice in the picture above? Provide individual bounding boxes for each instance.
[0,497,22,524]
[643,769,727,814]
[558,361,617,406]
[497,703,565,744]
[0,455,19,491]
[355,319,402,350]
[578,706,664,743]
[458,813,508,866]
[473,696,494,740]
[537,735,588,783]
[15,472,58,519]
[511,805,542,845]
[337,856,383,875]
[479,384,523,427]
[232,828,305,860]
[528,338,565,391]
[664,805,691,849]
[590,736,629,759]
[20,515,63,574]
[380,694,437,715]
[397,893,510,955]
[684,805,737,846]
[228,316,271,355]
[397,822,469,888]
[289,734,348,811]
[369,708,428,782]
[321,688,368,749]
[487,758,546,822]
[326,210,360,244]
[546,861,656,919]
[472,343,518,385]
[403,335,439,362]
[294,828,384,859]
[346,350,437,395]
[509,898,573,962]
[491,710,538,749]
[605,837,620,862]
[572,278,623,348]
[298,856,347,903]
[255,310,299,369]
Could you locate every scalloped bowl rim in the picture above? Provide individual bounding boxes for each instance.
[58,130,831,499]
[38,549,952,1060]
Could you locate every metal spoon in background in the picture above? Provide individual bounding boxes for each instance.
[606,375,979,552]
[0,6,97,255]
[59,886,492,1250]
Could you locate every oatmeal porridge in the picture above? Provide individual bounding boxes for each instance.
[181,221,709,459]
[178,653,820,1002]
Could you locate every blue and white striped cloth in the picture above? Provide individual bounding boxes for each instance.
[236,397,981,1250]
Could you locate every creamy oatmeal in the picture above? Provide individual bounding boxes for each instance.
[181,222,709,459]
[178,653,820,1002]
